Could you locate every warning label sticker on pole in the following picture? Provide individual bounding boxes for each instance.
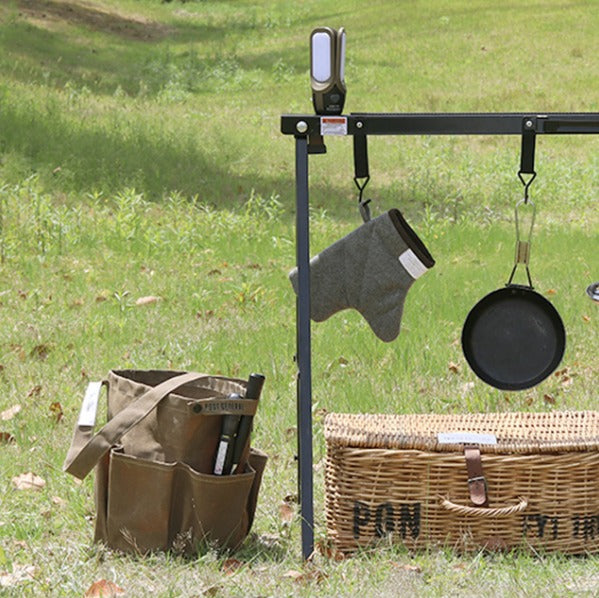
[320,116,347,136]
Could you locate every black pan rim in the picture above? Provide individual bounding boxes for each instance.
[461,285,566,391]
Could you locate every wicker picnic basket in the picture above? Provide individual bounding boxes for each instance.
[324,411,599,554]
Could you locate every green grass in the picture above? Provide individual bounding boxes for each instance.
[0,0,598,596]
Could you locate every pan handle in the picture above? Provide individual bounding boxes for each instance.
[440,496,528,518]
[507,199,536,288]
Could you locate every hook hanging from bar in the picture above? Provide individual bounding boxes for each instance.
[353,134,372,221]
[518,120,537,203]
[518,170,536,202]
[354,176,371,222]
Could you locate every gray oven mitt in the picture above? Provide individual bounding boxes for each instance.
[289,209,435,342]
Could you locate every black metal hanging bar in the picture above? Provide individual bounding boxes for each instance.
[281,112,599,136]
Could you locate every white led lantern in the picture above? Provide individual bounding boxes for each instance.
[310,27,346,115]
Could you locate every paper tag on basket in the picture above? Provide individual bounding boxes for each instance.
[78,381,103,427]
[437,432,497,445]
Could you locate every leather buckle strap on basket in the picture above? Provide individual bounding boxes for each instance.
[63,370,267,555]
[324,411,599,555]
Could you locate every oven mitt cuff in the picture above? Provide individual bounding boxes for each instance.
[288,209,435,342]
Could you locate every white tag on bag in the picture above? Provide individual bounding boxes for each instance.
[78,381,103,427]
[437,432,498,445]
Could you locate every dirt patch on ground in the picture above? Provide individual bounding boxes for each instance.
[17,0,172,41]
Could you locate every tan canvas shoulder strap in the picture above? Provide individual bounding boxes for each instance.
[63,372,219,480]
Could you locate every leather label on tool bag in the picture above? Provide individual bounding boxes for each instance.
[78,381,103,427]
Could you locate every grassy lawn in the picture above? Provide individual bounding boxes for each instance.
[0,0,597,595]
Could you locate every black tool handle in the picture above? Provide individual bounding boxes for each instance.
[213,394,242,475]
[231,373,265,471]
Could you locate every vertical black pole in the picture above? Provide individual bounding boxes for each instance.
[295,134,314,560]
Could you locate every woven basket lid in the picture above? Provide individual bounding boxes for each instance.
[324,411,599,454]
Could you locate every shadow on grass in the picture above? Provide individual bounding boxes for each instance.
[2,3,343,97]
[0,86,359,216]
[0,76,232,194]
[17,0,172,41]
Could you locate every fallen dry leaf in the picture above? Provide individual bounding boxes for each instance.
[560,375,573,388]
[1,405,21,421]
[49,401,64,422]
[27,385,42,398]
[29,344,50,360]
[314,407,328,419]
[135,295,161,306]
[196,309,215,319]
[543,394,557,405]
[283,567,326,584]
[315,538,345,560]
[279,501,295,524]
[448,361,461,374]
[12,472,46,491]
[582,314,591,323]
[221,558,243,575]
[84,579,125,597]
[393,563,422,573]
[283,569,305,582]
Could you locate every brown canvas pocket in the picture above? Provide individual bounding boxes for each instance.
[100,447,264,554]
[105,449,175,553]
[176,462,257,551]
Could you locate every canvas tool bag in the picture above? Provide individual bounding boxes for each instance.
[63,370,267,554]
[325,411,599,554]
